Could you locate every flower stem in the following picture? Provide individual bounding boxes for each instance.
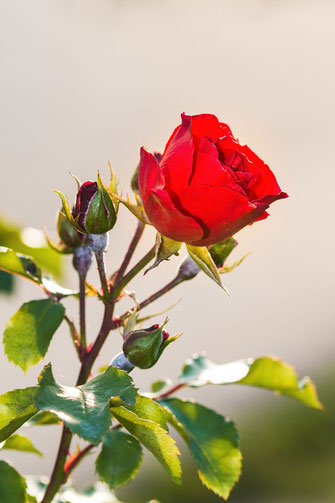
[112,245,155,298]
[79,272,87,349]
[114,220,145,286]
[95,250,110,299]
[40,426,72,503]
[112,275,183,328]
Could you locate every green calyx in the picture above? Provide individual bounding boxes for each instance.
[123,320,180,369]
[57,211,82,250]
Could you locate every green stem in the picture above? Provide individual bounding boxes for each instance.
[112,245,155,298]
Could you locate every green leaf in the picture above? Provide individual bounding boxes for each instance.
[161,398,241,500]
[151,378,172,394]
[0,247,41,285]
[41,277,78,298]
[0,460,27,503]
[27,411,60,426]
[1,434,42,457]
[186,245,228,294]
[35,364,137,444]
[120,395,169,431]
[0,387,38,442]
[145,234,182,274]
[179,354,322,409]
[208,238,238,267]
[96,430,143,489]
[0,216,62,278]
[3,299,65,372]
[110,404,181,484]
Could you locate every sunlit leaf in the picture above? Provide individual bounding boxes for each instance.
[3,299,65,372]
[161,398,241,500]
[35,364,137,444]
[179,354,322,409]
[1,434,42,456]
[0,460,27,503]
[0,387,38,442]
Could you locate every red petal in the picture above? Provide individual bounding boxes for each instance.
[175,185,268,246]
[190,114,233,149]
[217,137,287,202]
[138,148,163,204]
[143,188,203,243]
[189,138,244,194]
[160,114,194,194]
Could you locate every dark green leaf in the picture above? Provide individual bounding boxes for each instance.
[110,404,181,484]
[0,460,27,503]
[3,299,65,372]
[161,398,241,500]
[1,434,42,456]
[179,354,322,409]
[186,245,228,294]
[96,430,143,489]
[0,387,38,442]
[35,364,137,444]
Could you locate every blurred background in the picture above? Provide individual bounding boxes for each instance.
[1,0,335,501]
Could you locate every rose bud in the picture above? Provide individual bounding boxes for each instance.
[123,322,179,369]
[138,113,288,246]
[55,170,118,237]
[57,210,83,250]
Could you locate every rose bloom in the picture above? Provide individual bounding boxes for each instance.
[138,113,287,246]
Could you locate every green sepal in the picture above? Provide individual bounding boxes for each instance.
[54,190,83,232]
[161,398,241,500]
[209,237,238,267]
[186,245,229,294]
[44,231,73,255]
[178,354,322,409]
[1,434,42,457]
[109,192,151,225]
[145,234,182,274]
[56,210,82,250]
[218,253,250,274]
[108,162,119,213]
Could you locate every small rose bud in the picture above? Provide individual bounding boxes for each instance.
[57,210,82,250]
[177,256,200,281]
[72,176,116,234]
[123,321,179,369]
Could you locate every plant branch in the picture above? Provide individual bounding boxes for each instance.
[64,315,81,360]
[155,383,186,400]
[114,220,145,286]
[95,250,110,299]
[79,272,87,349]
[112,245,155,298]
[40,426,72,503]
[112,275,183,329]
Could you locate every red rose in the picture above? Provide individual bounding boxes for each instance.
[138,113,288,246]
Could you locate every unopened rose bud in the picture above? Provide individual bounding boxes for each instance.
[123,321,178,369]
[177,256,200,281]
[57,210,82,250]
[72,177,116,234]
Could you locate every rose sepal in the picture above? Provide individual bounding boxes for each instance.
[145,233,182,274]
[108,191,151,225]
[186,244,229,295]
[54,190,84,233]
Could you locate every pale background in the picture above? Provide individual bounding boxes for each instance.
[0,0,335,501]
